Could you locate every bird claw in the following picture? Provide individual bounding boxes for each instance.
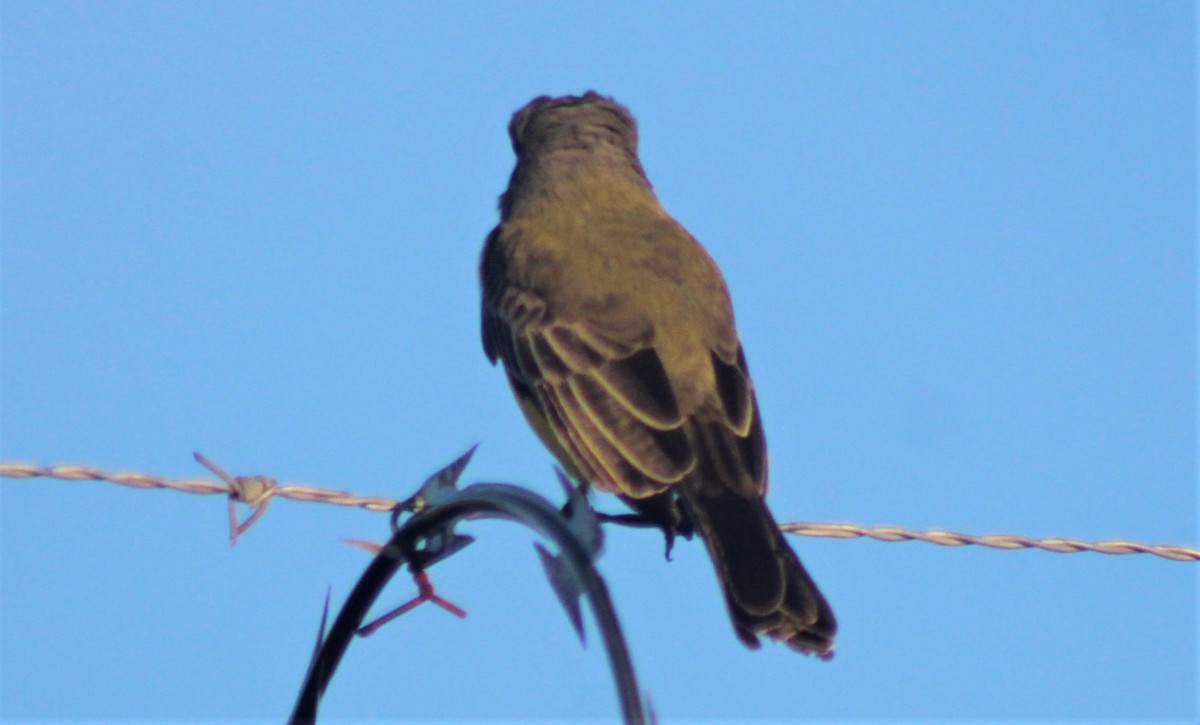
[662,528,677,561]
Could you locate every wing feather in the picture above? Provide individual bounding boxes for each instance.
[482,227,762,501]
[484,287,696,496]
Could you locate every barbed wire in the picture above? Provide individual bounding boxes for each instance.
[0,460,397,512]
[1,459,1195,563]
[777,522,1198,562]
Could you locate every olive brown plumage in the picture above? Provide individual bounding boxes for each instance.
[480,92,837,657]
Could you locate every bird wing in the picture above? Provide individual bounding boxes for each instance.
[482,229,765,500]
[485,284,694,497]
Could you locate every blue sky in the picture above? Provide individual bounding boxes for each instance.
[1,2,1194,722]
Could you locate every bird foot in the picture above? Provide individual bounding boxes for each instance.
[594,511,682,560]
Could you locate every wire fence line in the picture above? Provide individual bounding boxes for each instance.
[2,459,1195,563]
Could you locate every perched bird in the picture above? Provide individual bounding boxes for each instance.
[479,92,837,657]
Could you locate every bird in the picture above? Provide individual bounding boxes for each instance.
[479,91,837,658]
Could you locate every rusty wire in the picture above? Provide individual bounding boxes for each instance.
[1,459,1195,563]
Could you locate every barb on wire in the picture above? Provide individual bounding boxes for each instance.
[288,447,650,725]
[193,452,276,546]
[1,460,1195,563]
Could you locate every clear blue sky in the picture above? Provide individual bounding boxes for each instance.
[1,2,1194,722]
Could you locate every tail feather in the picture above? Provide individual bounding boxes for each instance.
[681,421,837,658]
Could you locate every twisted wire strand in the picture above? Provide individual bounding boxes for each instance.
[2,460,1194,562]
[778,522,1198,562]
[0,461,396,513]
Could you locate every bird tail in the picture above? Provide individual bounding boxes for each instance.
[680,428,837,658]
